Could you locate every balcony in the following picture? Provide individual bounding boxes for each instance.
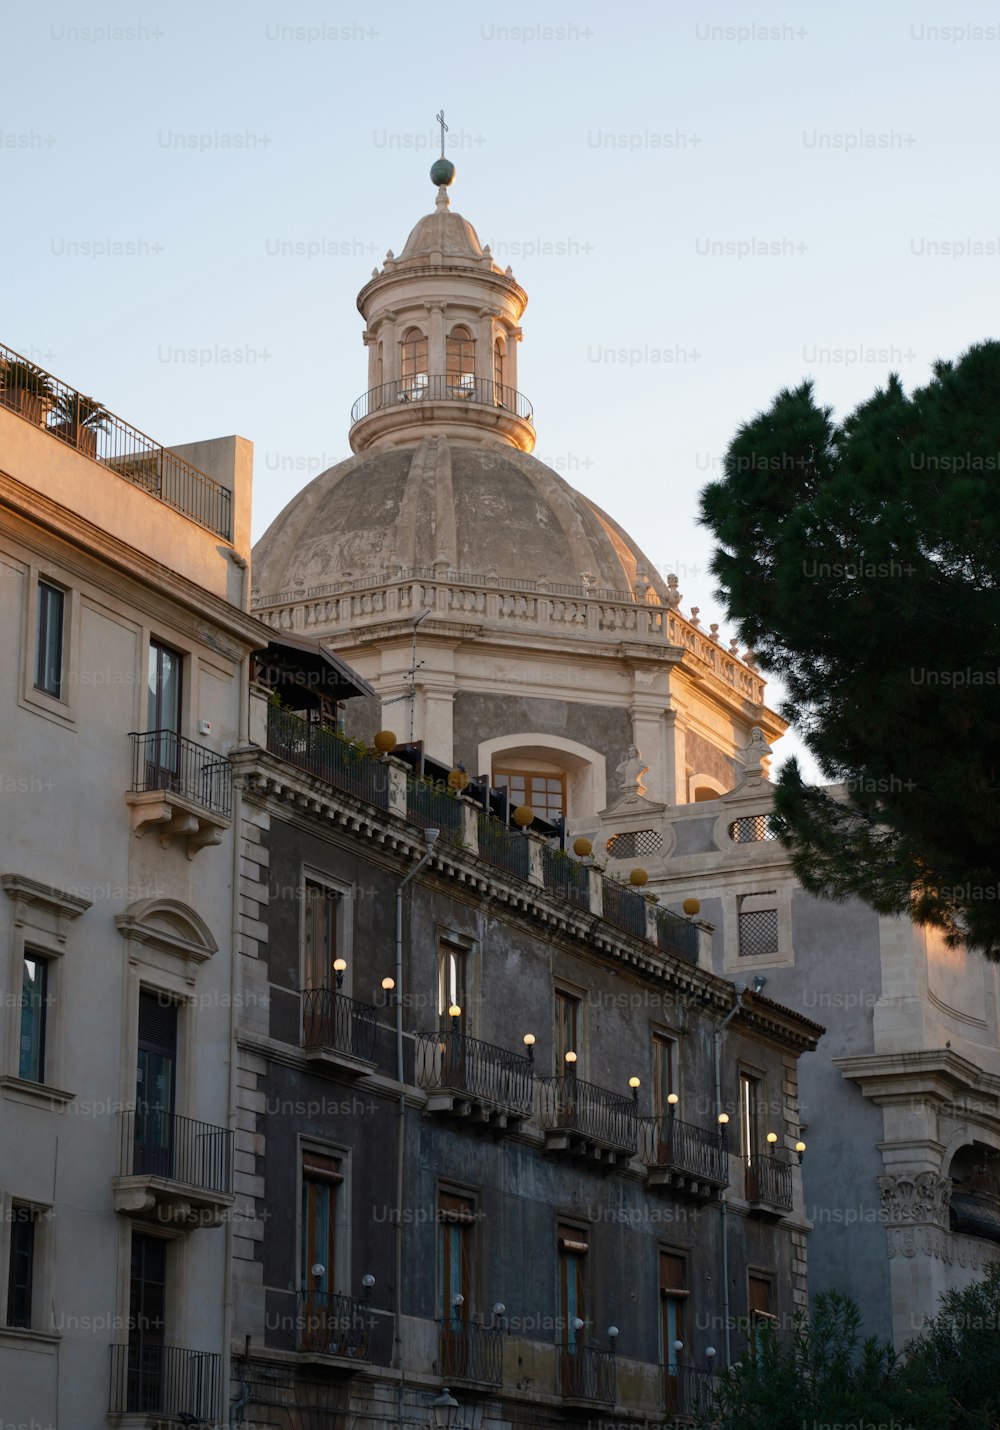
[1,340,232,539]
[114,1110,234,1227]
[439,1319,503,1388]
[558,1342,616,1406]
[477,813,531,879]
[349,375,534,453]
[301,988,378,1076]
[665,1364,718,1419]
[296,1290,373,1364]
[537,1074,638,1166]
[416,1029,534,1131]
[540,845,590,908]
[640,1115,729,1197]
[406,773,463,836]
[126,731,231,858]
[267,705,390,808]
[601,879,649,939]
[108,1343,221,1421]
[744,1153,793,1215]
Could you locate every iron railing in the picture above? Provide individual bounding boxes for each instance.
[537,1074,638,1154]
[301,988,378,1063]
[729,814,779,843]
[558,1343,616,1404]
[653,904,701,964]
[745,1153,793,1211]
[129,730,232,819]
[665,1364,718,1417]
[296,1290,372,1359]
[108,1343,221,1418]
[351,375,533,426]
[267,706,390,808]
[117,1109,233,1193]
[640,1116,729,1186]
[601,878,649,938]
[415,1029,534,1115]
[439,1319,503,1386]
[540,845,589,906]
[477,813,530,878]
[1,341,232,539]
[406,774,463,834]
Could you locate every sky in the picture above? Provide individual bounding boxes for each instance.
[4,0,997,778]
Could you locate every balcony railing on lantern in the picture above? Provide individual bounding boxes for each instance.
[640,1115,729,1188]
[477,812,531,879]
[350,375,534,426]
[415,1029,534,1116]
[117,1108,233,1193]
[406,774,463,834]
[537,1074,638,1156]
[745,1152,793,1212]
[601,878,649,939]
[540,845,589,906]
[439,1317,504,1387]
[108,1343,222,1419]
[301,987,378,1064]
[665,1363,718,1418]
[129,730,232,819]
[558,1342,617,1405]
[296,1290,373,1360]
[0,341,232,539]
[267,705,389,809]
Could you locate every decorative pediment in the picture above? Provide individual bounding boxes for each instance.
[2,873,91,944]
[115,898,218,969]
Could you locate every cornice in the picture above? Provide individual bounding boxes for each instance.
[835,1049,1000,1108]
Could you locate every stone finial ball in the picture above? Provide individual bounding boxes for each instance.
[373,730,397,754]
[512,804,534,828]
[572,837,593,858]
[430,157,456,186]
[682,897,701,916]
[629,868,649,887]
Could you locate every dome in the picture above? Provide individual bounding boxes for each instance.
[396,201,488,266]
[252,434,669,604]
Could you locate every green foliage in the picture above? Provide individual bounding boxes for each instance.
[2,356,55,399]
[900,1262,1000,1429]
[51,391,109,430]
[699,342,1000,957]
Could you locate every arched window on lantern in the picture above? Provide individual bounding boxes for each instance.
[493,337,506,399]
[446,325,476,395]
[400,328,428,397]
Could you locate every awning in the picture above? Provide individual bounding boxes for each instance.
[253,635,375,703]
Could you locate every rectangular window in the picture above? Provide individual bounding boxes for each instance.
[303,882,340,992]
[134,993,177,1180]
[146,640,183,786]
[558,1224,589,1345]
[128,1233,167,1412]
[748,1275,775,1362]
[438,1191,475,1320]
[437,942,468,1028]
[740,1072,761,1163]
[6,1206,37,1328]
[494,768,566,823]
[34,581,65,698]
[738,893,779,958]
[651,1034,676,1121]
[18,954,48,1083]
[301,1150,343,1294]
[661,1251,688,1411]
[554,990,580,1074]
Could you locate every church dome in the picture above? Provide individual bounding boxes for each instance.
[252,434,669,604]
[397,200,488,266]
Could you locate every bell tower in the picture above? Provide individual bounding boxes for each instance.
[350,148,534,455]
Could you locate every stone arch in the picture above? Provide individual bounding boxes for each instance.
[476,732,607,820]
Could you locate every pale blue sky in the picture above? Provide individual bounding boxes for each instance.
[4,0,996,775]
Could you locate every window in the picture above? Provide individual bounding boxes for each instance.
[660,1251,688,1412]
[740,1072,761,1163]
[401,329,428,390]
[493,338,506,394]
[446,326,476,392]
[301,1150,343,1295]
[18,954,48,1083]
[6,1205,37,1328]
[146,640,183,786]
[34,581,65,698]
[554,989,581,1074]
[738,893,779,958]
[494,768,566,823]
[651,1034,676,1122]
[128,1233,167,1411]
[438,1191,475,1320]
[303,882,341,992]
[748,1274,775,1361]
[134,993,177,1180]
[558,1224,589,1344]
[437,941,468,1029]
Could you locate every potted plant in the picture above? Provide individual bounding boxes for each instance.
[49,391,109,458]
[0,357,54,426]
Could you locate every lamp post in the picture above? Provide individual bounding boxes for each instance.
[333,957,347,990]
[522,1033,535,1063]
[628,1076,640,1105]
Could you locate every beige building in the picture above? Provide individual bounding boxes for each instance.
[0,348,263,1425]
[251,162,1000,1350]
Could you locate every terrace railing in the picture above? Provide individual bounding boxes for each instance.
[406,774,463,834]
[477,813,530,879]
[351,375,533,426]
[601,878,649,938]
[129,730,232,819]
[653,903,701,964]
[415,1029,534,1116]
[540,845,589,906]
[267,706,389,808]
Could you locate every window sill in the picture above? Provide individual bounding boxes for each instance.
[0,1076,75,1109]
[0,1324,60,1349]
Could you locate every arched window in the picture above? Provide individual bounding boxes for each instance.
[446,325,476,393]
[493,338,506,397]
[401,329,428,395]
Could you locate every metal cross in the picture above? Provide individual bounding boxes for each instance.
[435,109,448,157]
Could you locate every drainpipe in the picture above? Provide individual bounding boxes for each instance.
[712,985,747,1369]
[392,827,440,1411]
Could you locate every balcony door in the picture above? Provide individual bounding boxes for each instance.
[128,1233,167,1412]
[558,1225,589,1393]
[439,1192,474,1376]
[147,640,183,787]
[660,1251,687,1413]
[135,993,176,1179]
[652,1034,676,1162]
[300,1150,345,1353]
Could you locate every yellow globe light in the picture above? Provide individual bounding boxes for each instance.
[373,730,397,754]
[522,1033,536,1047]
[512,805,534,828]
[682,897,701,916]
[572,837,593,858]
[564,1050,577,1064]
[628,1076,641,1090]
[766,1132,778,1145]
[629,867,649,887]
[447,767,470,792]
[718,1113,730,1125]
[381,976,395,991]
[448,1004,461,1019]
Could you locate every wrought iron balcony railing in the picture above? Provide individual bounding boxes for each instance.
[406,774,463,834]
[351,375,533,426]
[601,878,648,938]
[439,1318,503,1387]
[653,903,701,964]
[537,1074,638,1155]
[745,1153,793,1212]
[117,1109,233,1193]
[477,813,530,879]
[296,1290,373,1359]
[108,1343,221,1419]
[267,706,390,808]
[1,340,232,539]
[558,1342,616,1404]
[640,1115,729,1187]
[540,845,589,906]
[301,988,378,1064]
[129,729,232,818]
[416,1029,534,1115]
[665,1363,718,1417]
